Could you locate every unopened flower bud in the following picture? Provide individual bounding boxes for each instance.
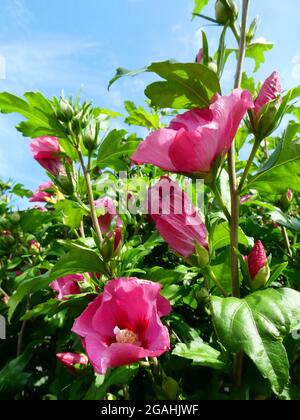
[194,243,210,268]
[246,241,270,290]
[215,0,239,24]
[83,122,99,151]
[57,98,74,123]
[196,288,210,307]
[162,376,180,400]
[56,174,74,196]
[29,239,41,255]
[56,353,89,375]
[281,189,293,210]
[10,212,21,224]
[246,17,259,44]
[208,62,218,74]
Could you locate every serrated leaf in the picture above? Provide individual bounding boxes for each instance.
[247,122,300,193]
[0,91,64,138]
[145,61,221,109]
[246,41,274,72]
[124,101,160,130]
[55,200,88,229]
[212,288,300,394]
[97,129,139,171]
[109,61,221,110]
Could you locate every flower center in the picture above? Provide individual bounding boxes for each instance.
[114,326,141,346]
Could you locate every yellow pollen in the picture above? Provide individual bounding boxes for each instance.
[114,327,141,345]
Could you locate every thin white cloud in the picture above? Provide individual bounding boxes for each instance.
[5,0,31,28]
[0,37,102,94]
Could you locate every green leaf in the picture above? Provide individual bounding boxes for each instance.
[212,288,300,394]
[84,365,139,400]
[11,184,32,198]
[55,200,88,229]
[192,0,209,18]
[173,338,227,370]
[216,25,228,78]
[268,208,300,232]
[246,42,274,72]
[145,61,221,109]
[50,247,107,279]
[108,67,148,90]
[0,91,63,138]
[124,101,160,130]
[109,61,221,110]
[211,249,232,294]
[212,221,252,250]
[8,247,106,320]
[266,263,289,288]
[248,122,300,193]
[201,30,209,66]
[0,346,33,394]
[97,129,139,171]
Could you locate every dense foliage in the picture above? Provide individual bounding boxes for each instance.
[0,0,300,400]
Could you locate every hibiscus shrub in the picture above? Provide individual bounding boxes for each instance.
[1,0,300,400]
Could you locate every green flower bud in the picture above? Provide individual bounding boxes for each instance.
[162,376,180,400]
[196,288,210,307]
[255,99,281,140]
[193,243,210,269]
[83,123,99,151]
[246,17,259,44]
[251,263,270,291]
[215,0,239,24]
[57,98,74,123]
[208,62,218,74]
[10,212,21,224]
[280,189,293,211]
[56,175,74,196]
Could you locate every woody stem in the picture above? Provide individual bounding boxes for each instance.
[228,0,250,389]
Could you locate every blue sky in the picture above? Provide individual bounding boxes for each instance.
[0,0,299,208]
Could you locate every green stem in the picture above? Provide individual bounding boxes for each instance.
[17,295,31,356]
[230,22,240,43]
[238,138,260,193]
[281,226,293,258]
[79,220,86,239]
[211,183,231,222]
[77,150,104,246]
[205,266,228,297]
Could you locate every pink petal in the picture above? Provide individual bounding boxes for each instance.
[254,71,282,114]
[196,48,204,64]
[148,177,208,258]
[72,294,104,336]
[101,343,169,374]
[169,90,253,173]
[132,128,178,171]
[84,334,109,374]
[50,278,81,301]
[247,241,268,279]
